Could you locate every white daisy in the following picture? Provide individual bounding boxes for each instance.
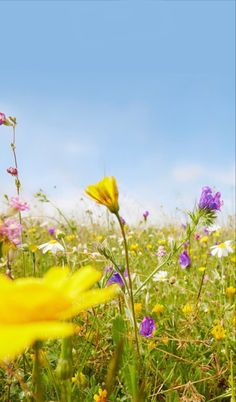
[153,270,168,282]
[38,240,65,254]
[210,240,233,258]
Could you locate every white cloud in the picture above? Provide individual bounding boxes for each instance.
[172,164,204,182]
[64,140,98,157]
[209,166,235,187]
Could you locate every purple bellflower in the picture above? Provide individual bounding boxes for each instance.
[179,250,191,269]
[139,316,156,337]
[107,271,124,287]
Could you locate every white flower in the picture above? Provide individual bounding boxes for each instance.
[207,224,221,233]
[153,270,168,282]
[38,240,65,254]
[168,236,175,246]
[210,240,233,258]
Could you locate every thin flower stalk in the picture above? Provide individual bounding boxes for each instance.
[115,212,140,358]
[135,217,201,296]
[195,254,209,311]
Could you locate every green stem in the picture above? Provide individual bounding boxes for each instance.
[11,124,27,277]
[230,350,235,402]
[32,252,36,276]
[195,254,209,316]
[32,341,43,402]
[11,125,21,198]
[51,201,75,233]
[135,219,200,296]
[116,213,140,358]
[56,337,73,402]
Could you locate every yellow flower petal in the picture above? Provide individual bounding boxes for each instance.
[59,285,120,319]
[0,265,118,361]
[0,322,74,361]
[85,176,119,214]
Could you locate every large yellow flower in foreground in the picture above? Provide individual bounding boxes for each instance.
[0,266,118,361]
[85,176,119,214]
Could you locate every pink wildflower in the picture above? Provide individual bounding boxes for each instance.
[0,218,23,245]
[157,245,166,257]
[0,112,6,125]
[9,197,30,212]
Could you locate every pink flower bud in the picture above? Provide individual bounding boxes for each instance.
[0,112,6,125]
[7,167,18,176]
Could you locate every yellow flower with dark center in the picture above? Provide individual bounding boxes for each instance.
[85,176,119,214]
[0,266,118,361]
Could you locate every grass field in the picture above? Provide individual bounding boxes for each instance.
[0,114,235,402]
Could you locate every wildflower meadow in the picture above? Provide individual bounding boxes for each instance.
[0,113,235,402]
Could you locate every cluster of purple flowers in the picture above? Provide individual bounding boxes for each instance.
[198,186,222,211]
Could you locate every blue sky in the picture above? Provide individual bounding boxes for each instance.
[0,1,235,222]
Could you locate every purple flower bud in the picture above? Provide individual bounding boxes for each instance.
[198,186,222,211]
[179,250,191,269]
[104,265,113,273]
[120,216,126,225]
[48,227,56,235]
[107,272,124,287]
[139,316,156,337]
[143,210,149,221]
[0,112,6,125]
[195,233,201,240]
